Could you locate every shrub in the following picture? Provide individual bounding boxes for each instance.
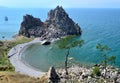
[92,66,101,76]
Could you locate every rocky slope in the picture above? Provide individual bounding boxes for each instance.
[19,6,81,40]
[40,65,120,83]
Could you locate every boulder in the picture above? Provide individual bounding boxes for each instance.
[47,66,60,83]
[0,41,3,46]
[42,41,51,45]
[81,72,89,79]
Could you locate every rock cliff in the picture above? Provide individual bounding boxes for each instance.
[19,15,44,37]
[19,6,82,40]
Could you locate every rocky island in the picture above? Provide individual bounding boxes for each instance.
[19,6,81,40]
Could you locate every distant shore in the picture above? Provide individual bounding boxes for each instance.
[8,38,46,77]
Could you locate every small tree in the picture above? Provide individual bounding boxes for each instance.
[92,66,101,76]
[59,36,84,75]
[96,43,116,78]
[108,55,116,66]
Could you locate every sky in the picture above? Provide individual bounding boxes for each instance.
[0,0,120,8]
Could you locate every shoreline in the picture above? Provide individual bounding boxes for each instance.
[5,36,120,82]
[8,37,60,77]
[8,38,46,77]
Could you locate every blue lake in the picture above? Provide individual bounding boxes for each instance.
[0,8,120,71]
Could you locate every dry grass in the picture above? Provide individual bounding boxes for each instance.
[39,74,48,83]
[0,71,42,83]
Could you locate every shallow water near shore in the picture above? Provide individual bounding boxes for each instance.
[1,8,120,71]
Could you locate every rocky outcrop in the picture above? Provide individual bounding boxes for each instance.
[39,66,60,83]
[47,66,60,83]
[19,15,44,37]
[40,65,120,83]
[19,6,81,40]
[46,6,81,36]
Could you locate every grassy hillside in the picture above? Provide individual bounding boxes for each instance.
[0,37,47,83]
[0,36,33,71]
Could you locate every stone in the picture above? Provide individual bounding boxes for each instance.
[116,74,120,83]
[19,6,82,39]
[42,41,51,45]
[0,41,3,46]
[47,66,60,83]
[5,16,8,21]
[81,72,88,79]
[2,36,5,38]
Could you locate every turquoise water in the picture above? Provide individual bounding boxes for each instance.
[0,8,120,71]
[0,8,49,40]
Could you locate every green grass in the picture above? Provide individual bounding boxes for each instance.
[92,66,101,76]
[0,36,33,71]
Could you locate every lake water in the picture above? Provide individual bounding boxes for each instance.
[0,8,120,72]
[0,8,49,40]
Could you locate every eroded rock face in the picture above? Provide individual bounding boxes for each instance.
[19,14,44,37]
[46,6,81,36]
[19,6,82,39]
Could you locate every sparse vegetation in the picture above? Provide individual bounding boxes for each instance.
[108,55,116,66]
[92,66,101,76]
[96,43,116,78]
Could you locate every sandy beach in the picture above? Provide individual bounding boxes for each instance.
[8,38,46,77]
